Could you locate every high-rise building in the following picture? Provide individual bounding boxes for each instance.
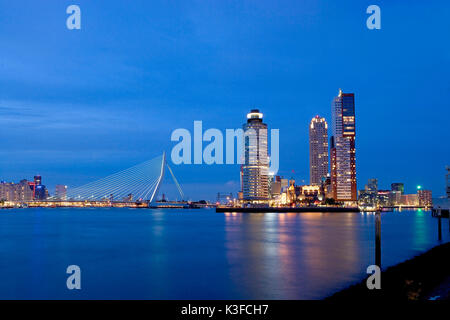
[55,185,67,200]
[418,189,433,207]
[330,89,357,202]
[309,116,329,185]
[391,183,404,194]
[366,179,378,193]
[32,175,47,200]
[242,109,269,202]
[358,178,378,207]
[34,175,42,186]
[35,185,47,200]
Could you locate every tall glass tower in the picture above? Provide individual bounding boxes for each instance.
[242,109,269,202]
[309,116,329,185]
[330,89,357,202]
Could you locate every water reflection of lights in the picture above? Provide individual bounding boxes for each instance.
[222,212,291,298]
[223,211,242,223]
[360,211,376,215]
[413,211,428,248]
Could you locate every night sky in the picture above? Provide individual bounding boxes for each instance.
[1,1,449,200]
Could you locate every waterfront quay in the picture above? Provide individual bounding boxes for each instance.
[215,205,435,213]
[0,200,215,209]
[27,200,149,208]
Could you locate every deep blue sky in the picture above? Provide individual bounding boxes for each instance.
[1,1,449,200]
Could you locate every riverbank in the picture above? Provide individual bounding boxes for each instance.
[328,241,450,300]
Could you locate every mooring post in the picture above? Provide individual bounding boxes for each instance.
[375,210,381,268]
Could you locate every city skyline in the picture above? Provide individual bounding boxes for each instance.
[1,1,449,200]
[1,100,446,204]
[1,87,449,201]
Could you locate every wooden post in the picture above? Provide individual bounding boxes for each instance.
[375,211,381,268]
[438,213,442,241]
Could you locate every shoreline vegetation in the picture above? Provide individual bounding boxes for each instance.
[328,241,450,300]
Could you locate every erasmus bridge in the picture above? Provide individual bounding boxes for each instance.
[42,152,185,207]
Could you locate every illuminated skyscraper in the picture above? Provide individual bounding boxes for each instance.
[330,89,357,202]
[309,116,329,185]
[31,175,47,200]
[242,109,269,202]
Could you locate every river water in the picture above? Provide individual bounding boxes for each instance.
[0,208,448,299]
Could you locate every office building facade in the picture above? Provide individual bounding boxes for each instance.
[55,185,68,200]
[417,189,433,207]
[330,89,357,201]
[309,116,329,186]
[242,109,269,202]
[0,180,34,201]
[391,183,405,194]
